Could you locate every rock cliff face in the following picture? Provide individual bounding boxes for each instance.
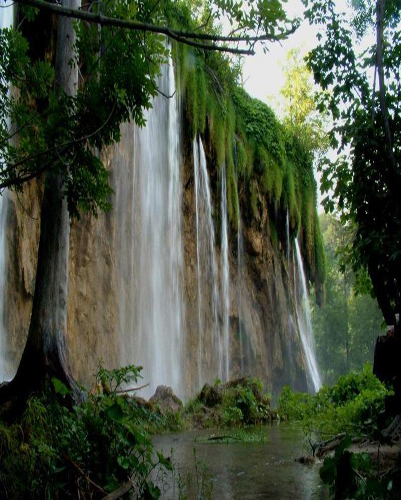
[3,116,311,398]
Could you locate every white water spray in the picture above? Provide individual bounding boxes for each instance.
[220,162,230,381]
[237,214,245,373]
[119,60,185,398]
[193,137,221,382]
[294,238,322,392]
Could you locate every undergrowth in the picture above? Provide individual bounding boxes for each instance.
[276,364,390,439]
[183,377,273,429]
[0,365,175,500]
[276,365,397,499]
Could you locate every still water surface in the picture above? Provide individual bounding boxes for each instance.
[153,424,329,499]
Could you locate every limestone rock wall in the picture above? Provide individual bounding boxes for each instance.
[3,124,309,396]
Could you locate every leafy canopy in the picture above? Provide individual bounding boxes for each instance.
[0,0,298,217]
[303,0,401,323]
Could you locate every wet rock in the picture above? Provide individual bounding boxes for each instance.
[199,384,223,407]
[295,456,315,466]
[224,377,263,402]
[149,385,183,414]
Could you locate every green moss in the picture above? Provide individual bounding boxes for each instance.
[183,377,273,429]
[249,180,259,220]
[236,137,248,178]
[314,212,326,288]
[209,100,226,167]
[171,20,325,291]
[196,61,207,134]
[269,217,278,248]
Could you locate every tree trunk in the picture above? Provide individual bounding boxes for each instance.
[0,0,81,411]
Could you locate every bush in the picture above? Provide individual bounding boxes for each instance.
[0,365,173,499]
[184,377,272,429]
[276,365,391,436]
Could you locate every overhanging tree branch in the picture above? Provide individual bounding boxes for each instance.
[15,0,297,56]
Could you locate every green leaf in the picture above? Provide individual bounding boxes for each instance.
[52,378,71,396]
[105,403,125,423]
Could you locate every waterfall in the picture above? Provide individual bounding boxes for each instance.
[193,137,221,383]
[0,3,13,382]
[220,162,230,381]
[237,214,245,374]
[294,238,322,392]
[120,60,185,398]
[193,138,204,387]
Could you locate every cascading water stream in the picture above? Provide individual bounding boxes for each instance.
[220,162,230,381]
[193,139,204,387]
[193,137,221,383]
[294,238,322,392]
[119,60,185,398]
[237,214,245,374]
[0,3,13,382]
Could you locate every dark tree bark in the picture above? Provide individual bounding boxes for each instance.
[0,0,81,412]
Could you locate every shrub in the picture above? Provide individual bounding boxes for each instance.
[184,377,272,429]
[276,365,391,437]
[0,365,173,499]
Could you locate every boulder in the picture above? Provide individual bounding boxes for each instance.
[149,385,183,414]
[199,384,223,407]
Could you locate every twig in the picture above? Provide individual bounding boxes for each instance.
[66,457,106,495]
[115,383,149,394]
[157,88,176,99]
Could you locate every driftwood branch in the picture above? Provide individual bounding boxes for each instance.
[316,433,364,458]
[102,479,137,500]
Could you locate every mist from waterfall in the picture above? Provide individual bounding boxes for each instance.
[0,3,13,382]
[119,60,185,398]
[220,162,230,381]
[294,238,322,393]
[193,137,222,384]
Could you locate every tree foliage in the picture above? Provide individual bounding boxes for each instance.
[303,0,401,324]
[1,1,167,216]
[280,48,329,156]
[312,213,384,385]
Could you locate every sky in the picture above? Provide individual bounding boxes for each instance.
[243,0,316,113]
[240,0,350,210]
[242,0,350,110]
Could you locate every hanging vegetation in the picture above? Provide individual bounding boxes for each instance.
[170,17,325,291]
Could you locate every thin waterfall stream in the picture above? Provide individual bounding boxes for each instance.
[237,214,245,374]
[294,238,322,392]
[220,162,230,381]
[193,137,222,384]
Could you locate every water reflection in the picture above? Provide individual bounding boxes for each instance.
[153,424,329,499]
